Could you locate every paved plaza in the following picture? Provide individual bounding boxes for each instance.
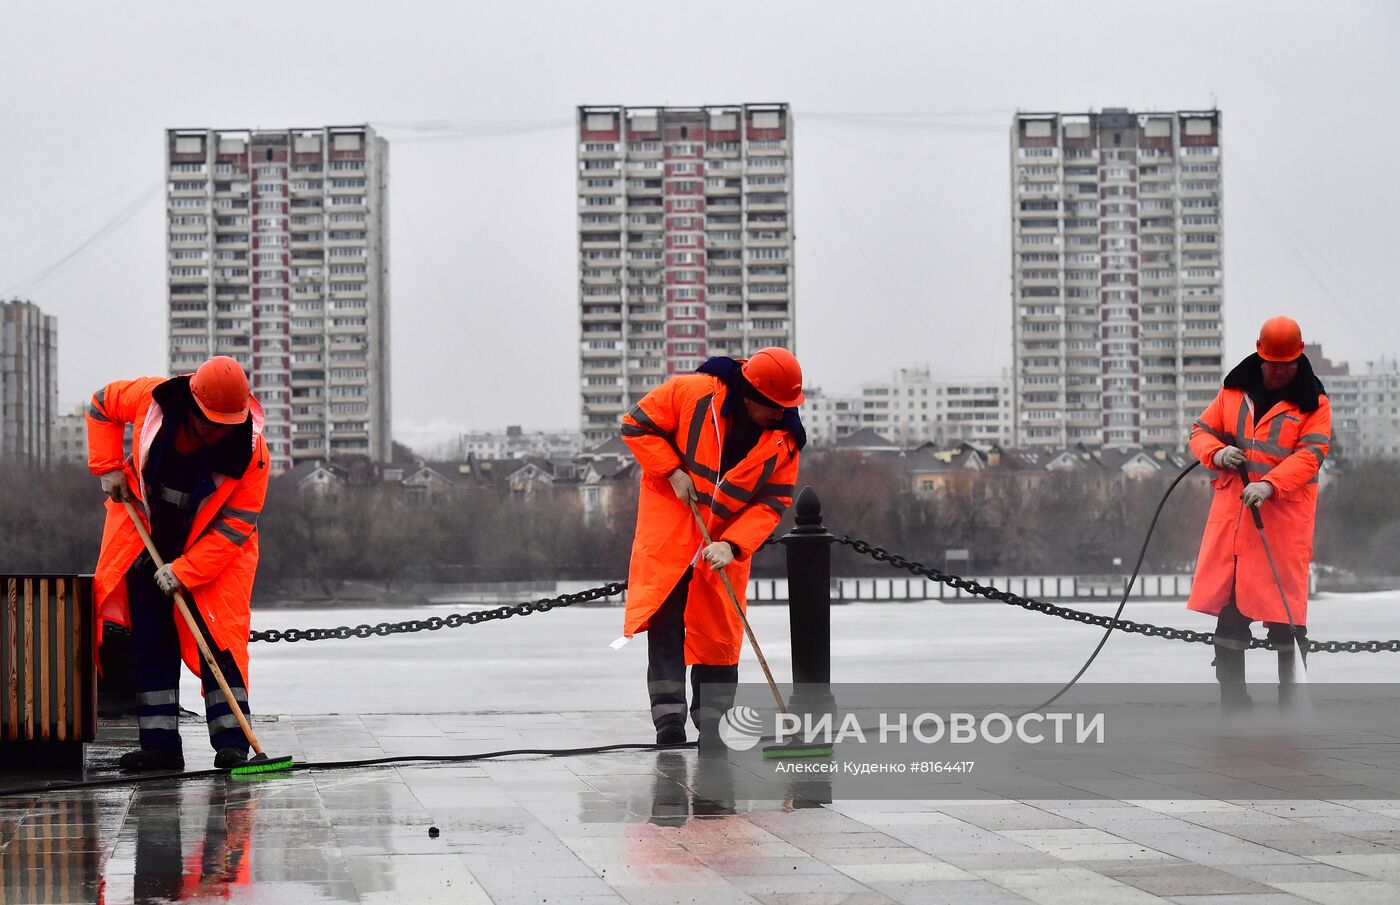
[5,704,1400,904]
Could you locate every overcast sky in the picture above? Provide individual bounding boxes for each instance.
[2,1,1396,452]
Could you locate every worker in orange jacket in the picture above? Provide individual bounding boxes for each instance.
[87,356,270,771]
[620,348,805,747]
[1187,317,1331,710]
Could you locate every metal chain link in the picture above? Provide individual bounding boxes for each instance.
[835,535,1400,655]
[249,536,785,644]
[249,581,628,643]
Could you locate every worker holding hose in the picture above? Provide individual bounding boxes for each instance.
[620,348,806,748]
[87,356,269,771]
[1187,316,1331,711]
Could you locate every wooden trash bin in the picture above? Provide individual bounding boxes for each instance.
[0,574,96,769]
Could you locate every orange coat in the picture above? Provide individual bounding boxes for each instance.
[1187,386,1331,625]
[621,373,800,665]
[88,376,269,681]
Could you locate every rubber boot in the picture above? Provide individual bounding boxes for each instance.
[1213,645,1253,713]
[1271,628,1306,711]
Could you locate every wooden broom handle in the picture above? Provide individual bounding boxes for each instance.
[688,499,788,714]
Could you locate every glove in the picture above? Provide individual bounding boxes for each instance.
[1213,446,1245,469]
[1241,481,1274,509]
[702,541,735,570]
[667,469,697,503]
[154,563,183,596]
[100,470,128,502]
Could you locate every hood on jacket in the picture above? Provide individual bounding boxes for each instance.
[152,375,257,478]
[696,356,807,451]
[1222,353,1326,414]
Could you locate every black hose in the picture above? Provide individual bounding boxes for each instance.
[0,741,694,799]
[1023,459,1200,714]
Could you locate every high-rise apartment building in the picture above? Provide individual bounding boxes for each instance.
[1,299,57,466]
[166,126,390,472]
[1011,109,1224,449]
[577,104,795,445]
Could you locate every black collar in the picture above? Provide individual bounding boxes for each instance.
[1222,353,1326,414]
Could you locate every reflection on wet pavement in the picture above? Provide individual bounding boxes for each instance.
[5,710,1400,903]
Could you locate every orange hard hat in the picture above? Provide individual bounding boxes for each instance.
[741,347,805,408]
[190,356,251,425]
[1256,316,1304,363]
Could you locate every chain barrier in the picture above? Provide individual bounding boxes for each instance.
[249,537,784,644]
[836,535,1400,655]
[249,581,629,643]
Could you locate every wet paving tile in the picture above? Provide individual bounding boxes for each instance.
[6,710,1400,901]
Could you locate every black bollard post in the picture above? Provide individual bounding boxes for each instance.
[781,486,835,718]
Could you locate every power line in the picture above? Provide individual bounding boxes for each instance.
[1,177,162,299]
[1228,154,1395,346]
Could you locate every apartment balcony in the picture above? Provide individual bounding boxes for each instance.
[583,165,622,179]
[579,145,621,160]
[581,342,623,360]
[747,160,790,176]
[745,141,788,156]
[579,198,621,214]
[626,187,662,200]
[581,308,622,325]
[745,197,788,213]
[581,238,622,251]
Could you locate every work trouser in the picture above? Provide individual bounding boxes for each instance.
[127,557,250,755]
[647,567,738,735]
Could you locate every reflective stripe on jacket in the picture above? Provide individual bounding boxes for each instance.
[621,373,799,665]
[88,376,269,682]
[1187,387,1331,625]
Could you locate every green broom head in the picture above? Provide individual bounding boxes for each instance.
[762,741,834,760]
[229,752,296,777]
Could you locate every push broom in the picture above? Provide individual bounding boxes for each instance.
[687,499,831,759]
[122,500,294,776]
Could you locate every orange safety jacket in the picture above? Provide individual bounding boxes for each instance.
[87,375,269,681]
[1187,380,1331,626]
[621,372,800,665]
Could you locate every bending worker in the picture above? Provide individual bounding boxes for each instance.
[620,348,806,747]
[87,356,269,771]
[1187,316,1330,710]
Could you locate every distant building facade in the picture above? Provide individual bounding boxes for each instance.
[458,426,583,461]
[1,299,57,466]
[576,104,795,445]
[804,389,862,447]
[53,404,88,465]
[166,125,391,472]
[1327,356,1400,460]
[806,370,1012,448]
[1011,108,1224,450]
